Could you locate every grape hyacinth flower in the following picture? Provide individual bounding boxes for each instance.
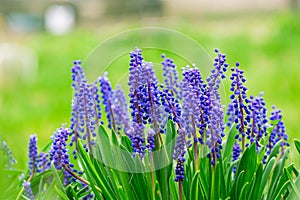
[146,128,156,152]
[111,84,131,134]
[247,93,268,149]
[99,72,116,130]
[161,54,179,97]
[70,61,98,155]
[28,134,39,176]
[1,140,17,170]
[265,106,289,161]
[180,66,208,169]
[22,180,34,200]
[205,49,228,166]
[129,122,146,157]
[49,126,81,185]
[227,62,250,151]
[37,152,50,173]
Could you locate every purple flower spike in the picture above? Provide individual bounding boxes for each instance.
[247,92,268,150]
[99,72,115,130]
[49,125,82,185]
[129,122,146,157]
[22,181,34,200]
[37,152,50,173]
[49,126,71,171]
[266,106,289,160]
[226,62,250,151]
[161,54,179,96]
[180,66,208,143]
[28,134,38,174]
[146,128,155,152]
[0,141,16,170]
[70,61,99,155]
[173,128,186,182]
[112,84,131,134]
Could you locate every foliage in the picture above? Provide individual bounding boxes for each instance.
[2,47,300,200]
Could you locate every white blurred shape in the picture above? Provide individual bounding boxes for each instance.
[44,5,76,35]
[0,43,38,84]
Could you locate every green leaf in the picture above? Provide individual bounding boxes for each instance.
[169,175,179,200]
[235,143,257,195]
[287,169,300,200]
[267,151,288,200]
[239,182,249,200]
[249,163,263,200]
[285,168,300,199]
[50,162,66,194]
[222,125,237,165]
[257,157,276,198]
[189,171,200,200]
[77,140,114,199]
[294,140,300,155]
[54,185,69,200]
[273,181,290,200]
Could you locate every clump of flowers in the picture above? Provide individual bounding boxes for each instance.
[12,47,298,200]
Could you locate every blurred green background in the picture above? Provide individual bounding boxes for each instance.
[0,1,300,172]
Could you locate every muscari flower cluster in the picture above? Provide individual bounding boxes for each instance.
[22,47,290,194]
[227,62,289,164]
[0,140,17,170]
[70,60,100,155]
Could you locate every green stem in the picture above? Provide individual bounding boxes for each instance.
[179,180,183,200]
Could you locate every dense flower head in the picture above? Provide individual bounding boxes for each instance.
[70,61,98,154]
[28,134,39,174]
[174,157,185,182]
[37,152,50,173]
[1,140,17,170]
[22,181,34,200]
[227,62,251,140]
[99,72,114,129]
[128,48,144,94]
[91,81,102,125]
[112,84,131,134]
[137,62,165,133]
[49,125,82,185]
[161,90,182,124]
[180,66,208,143]
[246,93,268,148]
[173,128,186,182]
[266,106,289,157]
[146,128,155,152]
[49,126,71,170]
[161,54,179,96]
[232,142,242,162]
[206,96,225,165]
[206,48,229,91]
[173,128,186,160]
[129,122,146,157]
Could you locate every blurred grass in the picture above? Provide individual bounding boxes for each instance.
[0,11,300,171]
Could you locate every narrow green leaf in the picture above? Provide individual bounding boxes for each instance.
[267,151,288,200]
[257,157,276,198]
[37,175,44,200]
[169,175,179,200]
[189,171,200,200]
[239,182,249,200]
[287,169,300,200]
[273,181,290,200]
[50,162,66,194]
[235,143,257,194]
[294,140,300,155]
[285,168,300,199]
[222,125,237,165]
[54,185,69,200]
[249,164,263,200]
